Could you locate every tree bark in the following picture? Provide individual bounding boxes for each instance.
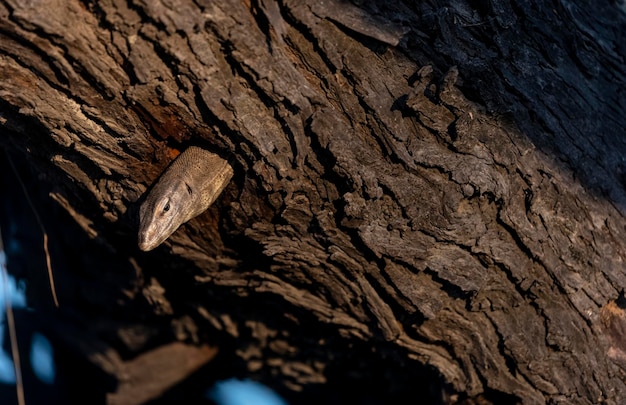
[1,0,626,404]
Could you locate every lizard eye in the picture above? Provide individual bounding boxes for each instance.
[163,203,170,212]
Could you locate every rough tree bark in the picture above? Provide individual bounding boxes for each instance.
[1,0,625,404]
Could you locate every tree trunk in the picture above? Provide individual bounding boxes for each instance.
[1,0,625,403]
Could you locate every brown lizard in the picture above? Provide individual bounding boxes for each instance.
[138,146,233,251]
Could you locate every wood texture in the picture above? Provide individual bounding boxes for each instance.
[0,0,625,403]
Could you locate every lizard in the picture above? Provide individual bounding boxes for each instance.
[138,146,233,251]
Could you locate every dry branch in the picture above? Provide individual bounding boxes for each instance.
[1,0,626,404]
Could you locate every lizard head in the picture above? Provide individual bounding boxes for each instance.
[138,179,196,251]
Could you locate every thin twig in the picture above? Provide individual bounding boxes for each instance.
[4,152,59,307]
[0,230,26,405]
